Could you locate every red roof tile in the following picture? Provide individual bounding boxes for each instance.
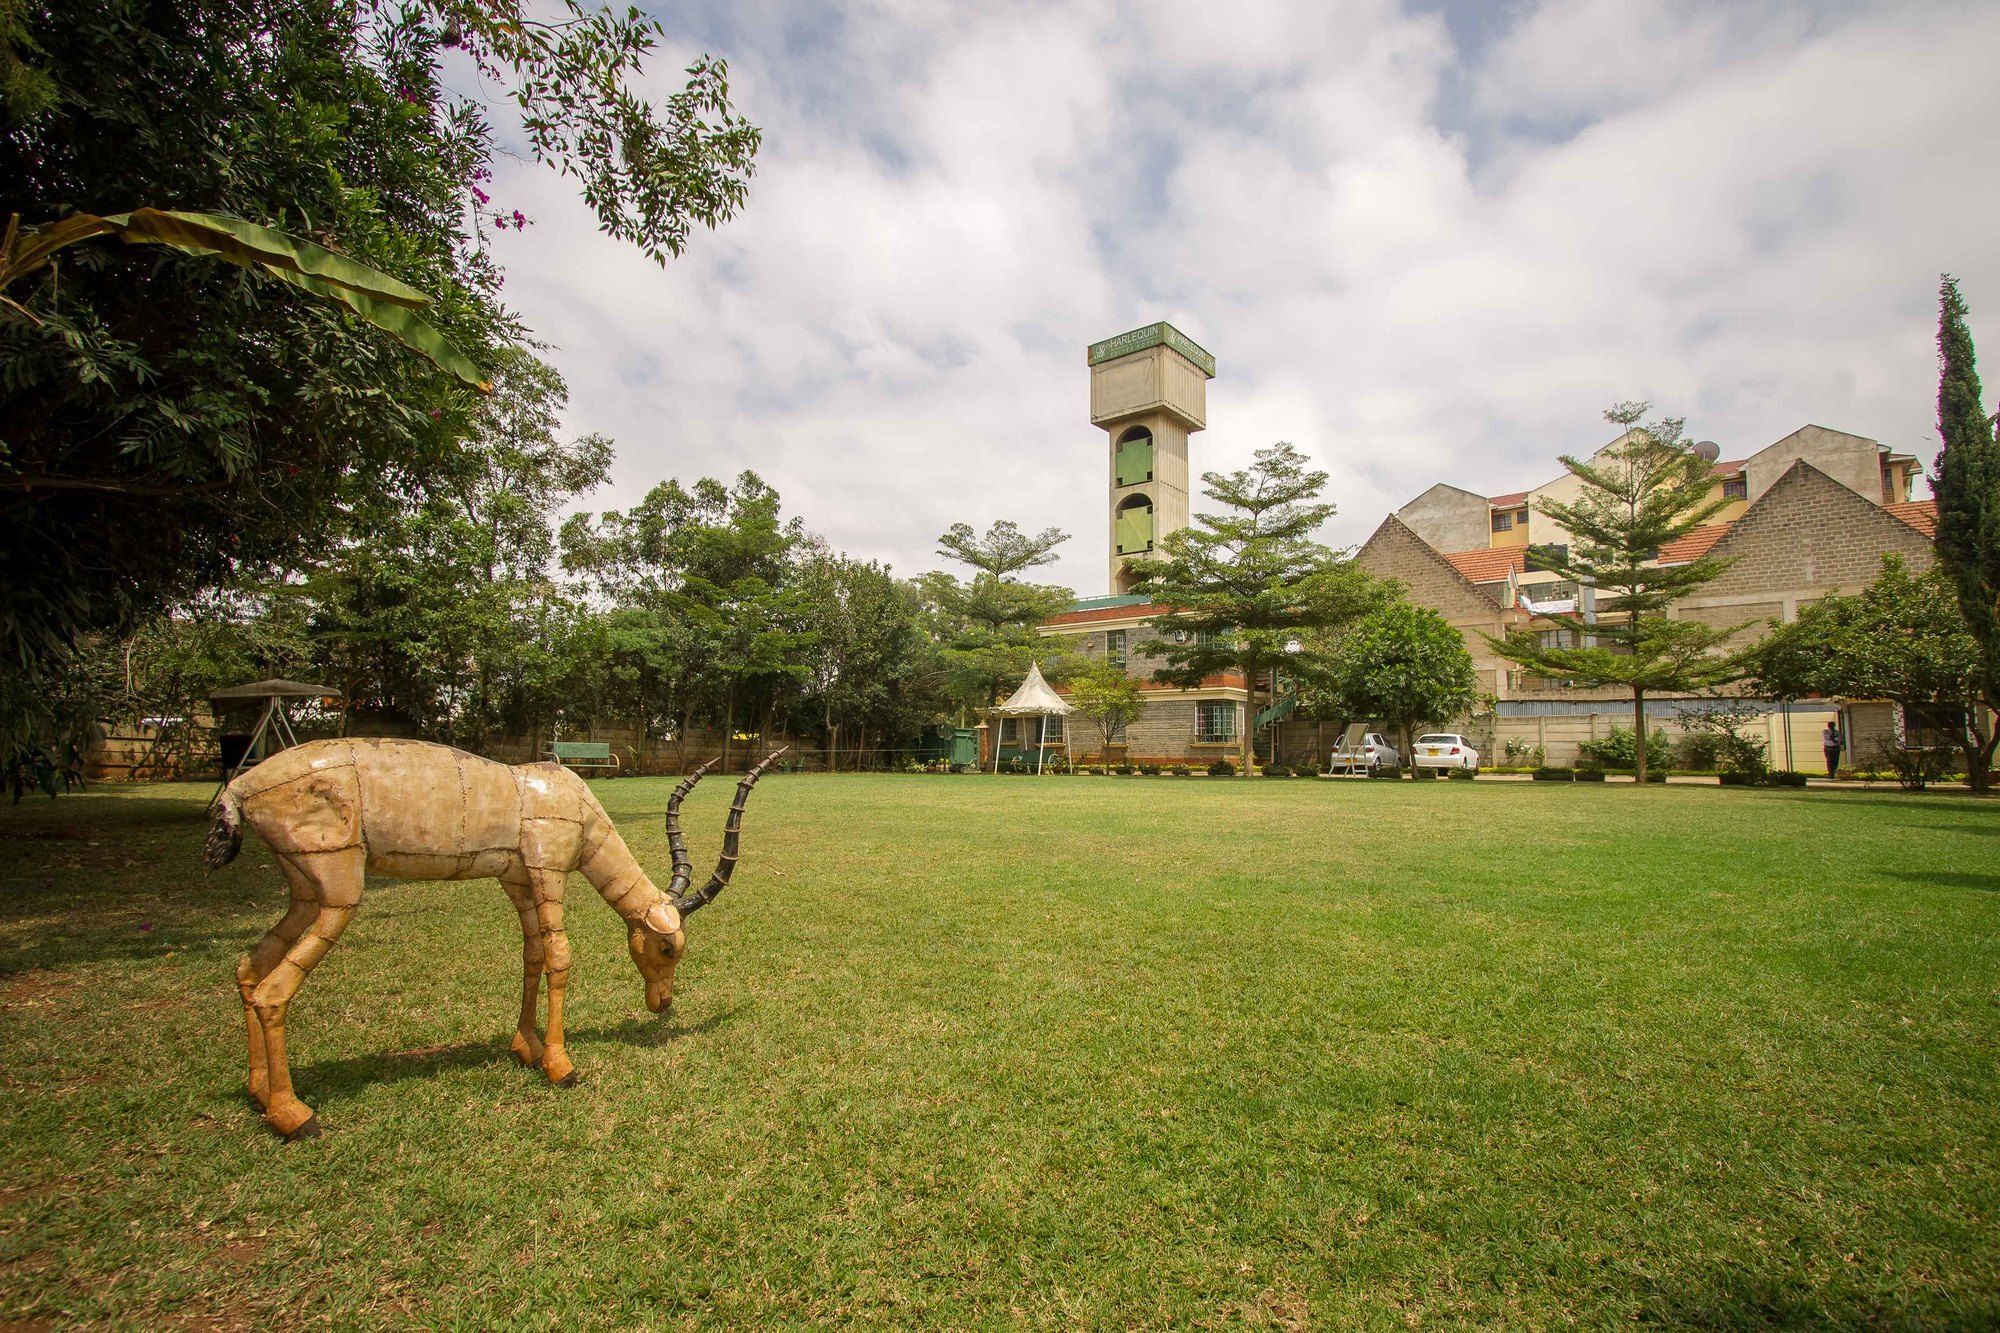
[1044,602,1171,627]
[1487,491,1529,508]
[1656,522,1733,564]
[1884,499,1937,537]
[1441,547,1526,584]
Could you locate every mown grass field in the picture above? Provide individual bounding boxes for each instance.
[2,774,1997,1328]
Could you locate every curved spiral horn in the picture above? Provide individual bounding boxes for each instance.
[663,759,715,904]
[674,747,788,917]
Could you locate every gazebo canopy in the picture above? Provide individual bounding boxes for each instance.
[209,678,341,707]
[991,662,1071,716]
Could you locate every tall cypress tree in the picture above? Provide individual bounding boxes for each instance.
[1931,275,2000,790]
[1486,403,1739,783]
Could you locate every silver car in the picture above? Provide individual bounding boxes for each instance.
[1328,732,1401,774]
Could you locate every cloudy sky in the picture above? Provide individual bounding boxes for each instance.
[480,0,2000,594]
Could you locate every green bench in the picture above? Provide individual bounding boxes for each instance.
[548,740,620,774]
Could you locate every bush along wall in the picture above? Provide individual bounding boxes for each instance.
[1533,767,1575,782]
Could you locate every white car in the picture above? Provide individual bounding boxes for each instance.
[1413,733,1479,773]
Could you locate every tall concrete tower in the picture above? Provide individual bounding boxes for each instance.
[1087,322,1215,593]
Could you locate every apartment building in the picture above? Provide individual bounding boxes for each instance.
[1357,427,1939,767]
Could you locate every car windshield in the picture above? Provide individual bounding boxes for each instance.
[1416,735,1457,745]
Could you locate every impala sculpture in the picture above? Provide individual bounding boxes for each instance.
[203,738,784,1140]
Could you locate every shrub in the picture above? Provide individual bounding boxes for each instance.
[1207,759,1235,777]
[1295,763,1322,778]
[1671,731,1727,771]
[1765,770,1807,787]
[1718,771,1759,786]
[1257,765,1291,778]
[1170,765,1191,777]
[1446,767,1474,781]
[1574,769,1606,782]
[1532,767,1574,782]
[1874,739,1950,792]
[1368,764,1402,779]
[1137,763,1159,776]
[1114,763,1136,776]
[1577,725,1671,773]
[1679,702,1769,779]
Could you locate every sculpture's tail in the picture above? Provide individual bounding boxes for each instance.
[203,788,243,874]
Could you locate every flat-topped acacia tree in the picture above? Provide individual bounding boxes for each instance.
[1486,404,1740,783]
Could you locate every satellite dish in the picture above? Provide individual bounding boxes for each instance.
[1692,440,1721,464]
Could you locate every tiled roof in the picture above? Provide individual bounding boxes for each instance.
[1656,522,1732,564]
[1714,458,1748,477]
[1045,602,1171,627]
[1487,490,1529,507]
[1441,547,1526,584]
[1884,499,1938,536]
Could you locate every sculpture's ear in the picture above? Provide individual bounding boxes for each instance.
[643,901,682,936]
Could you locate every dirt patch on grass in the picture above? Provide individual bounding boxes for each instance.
[0,970,84,1012]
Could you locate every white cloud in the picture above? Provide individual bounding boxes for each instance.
[483,0,2000,591]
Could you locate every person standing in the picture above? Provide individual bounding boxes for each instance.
[1821,719,1844,777]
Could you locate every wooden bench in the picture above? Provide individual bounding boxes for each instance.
[548,740,620,774]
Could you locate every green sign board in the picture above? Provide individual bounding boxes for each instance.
[1087,322,1216,377]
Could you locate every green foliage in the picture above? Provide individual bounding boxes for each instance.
[923,519,1076,717]
[1486,402,1743,781]
[1206,758,1235,777]
[1300,595,1476,772]
[1066,658,1146,767]
[1930,276,2000,788]
[1749,555,1987,778]
[1533,767,1575,781]
[1126,442,1379,775]
[0,0,757,738]
[1576,725,1671,773]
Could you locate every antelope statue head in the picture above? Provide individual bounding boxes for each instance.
[635,747,789,1015]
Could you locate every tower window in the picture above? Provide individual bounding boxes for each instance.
[1115,495,1154,555]
[1115,427,1154,487]
[1106,629,1127,668]
[1722,475,1746,502]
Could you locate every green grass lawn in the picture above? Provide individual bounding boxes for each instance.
[2,775,1997,1328]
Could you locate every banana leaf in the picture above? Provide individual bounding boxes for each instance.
[260,265,491,392]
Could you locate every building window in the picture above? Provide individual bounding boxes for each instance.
[1722,475,1747,502]
[1115,427,1154,487]
[1525,543,1568,573]
[1491,510,1513,533]
[1107,718,1127,742]
[1195,701,1239,743]
[1114,495,1154,555]
[1106,629,1127,668]
[1042,714,1064,741]
[1195,628,1228,651]
[1536,629,1578,650]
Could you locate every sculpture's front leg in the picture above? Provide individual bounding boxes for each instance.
[499,870,546,1068]
[530,870,578,1086]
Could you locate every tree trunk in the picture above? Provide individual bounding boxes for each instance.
[1401,721,1414,777]
[1962,703,1997,792]
[1632,687,1647,784]
[1240,654,1257,777]
[721,689,735,775]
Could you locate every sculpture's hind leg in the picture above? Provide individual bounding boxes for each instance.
[499,867,546,1069]
[237,857,319,1111]
[247,846,365,1140]
[529,869,578,1087]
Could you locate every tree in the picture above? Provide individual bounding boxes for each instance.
[1931,275,2000,790]
[936,520,1069,579]
[1486,403,1740,783]
[1301,597,1476,775]
[792,542,942,769]
[926,519,1076,727]
[1125,442,1378,776]
[1066,659,1147,772]
[563,473,807,772]
[1749,555,1990,780]
[0,0,758,735]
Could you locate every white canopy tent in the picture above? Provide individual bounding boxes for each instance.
[989,661,1073,774]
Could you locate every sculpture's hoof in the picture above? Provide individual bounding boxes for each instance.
[554,1070,581,1088]
[284,1115,323,1143]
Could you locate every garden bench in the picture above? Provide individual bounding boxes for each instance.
[548,740,620,774]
